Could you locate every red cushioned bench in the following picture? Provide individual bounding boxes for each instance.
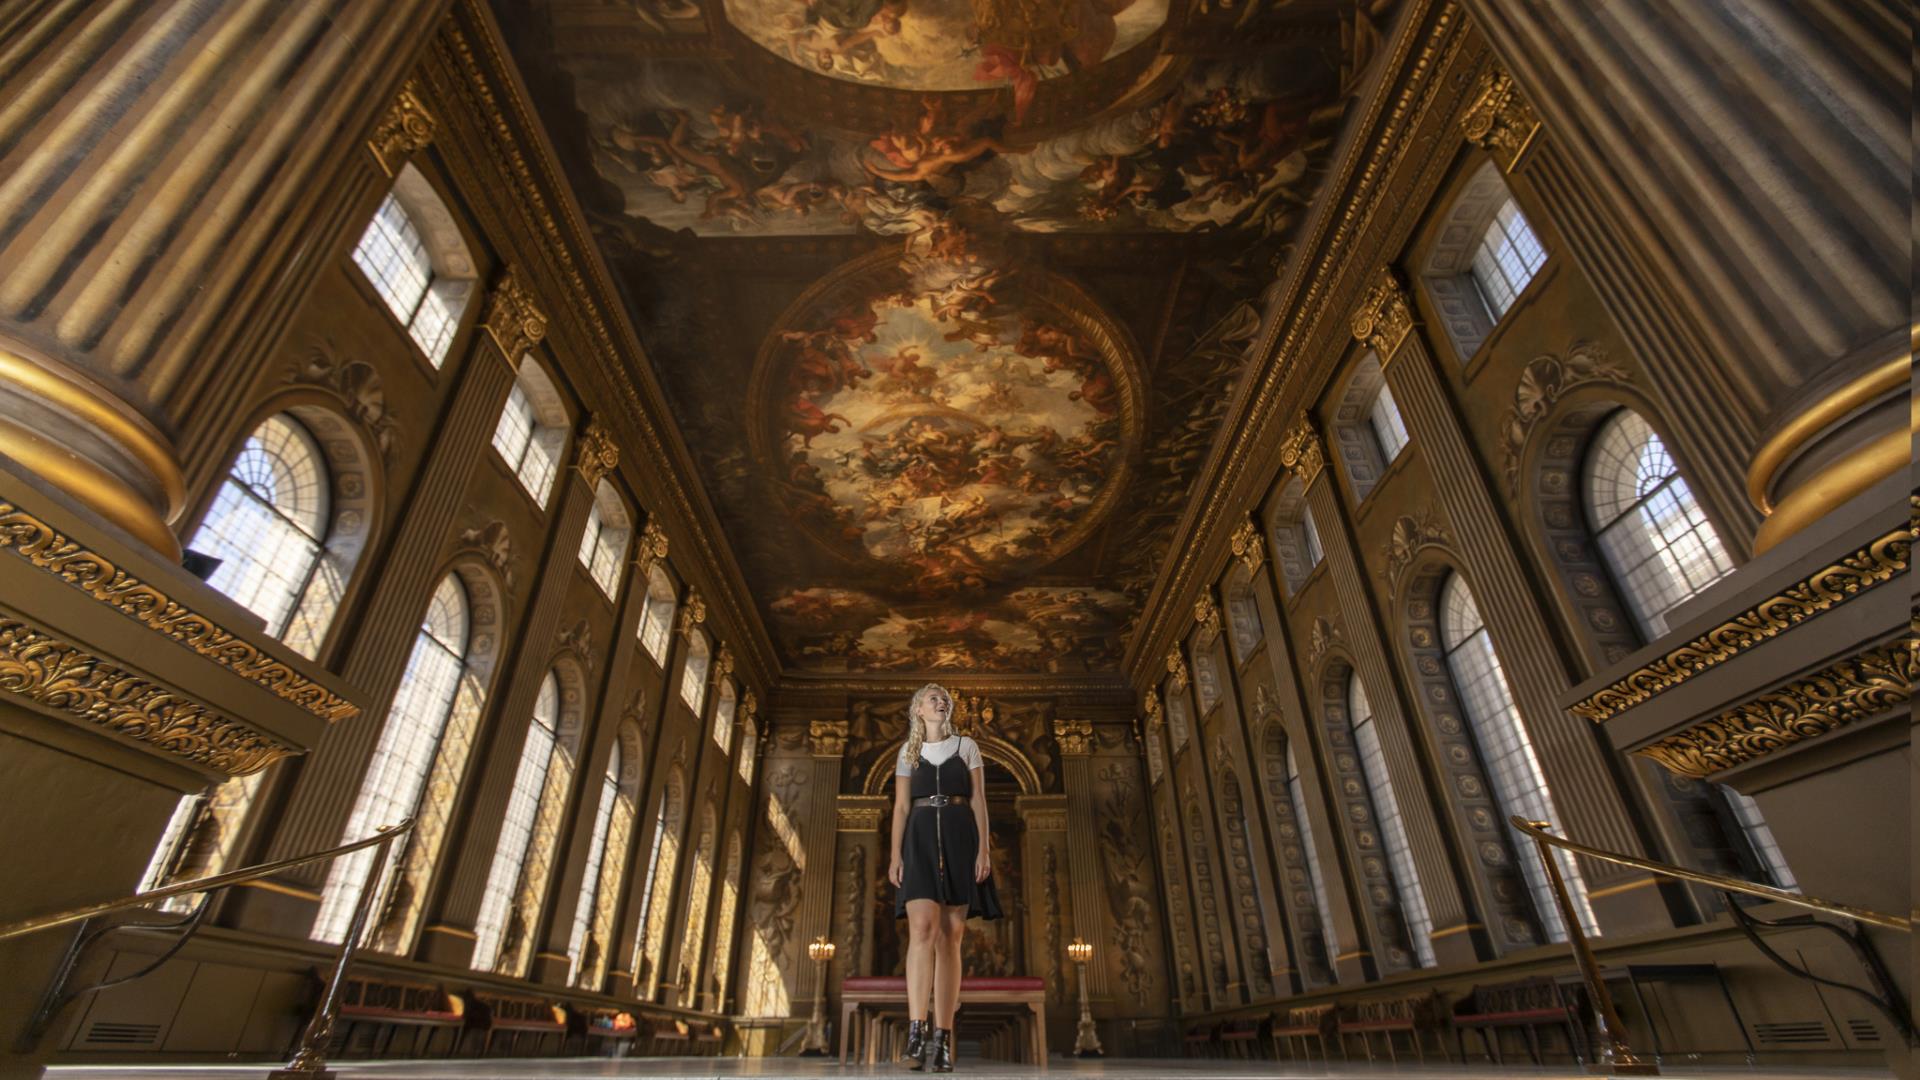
[1451,977,1586,1066]
[838,975,1047,1065]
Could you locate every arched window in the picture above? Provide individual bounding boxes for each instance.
[315,574,471,943]
[713,679,737,753]
[190,415,329,639]
[707,832,744,1010]
[491,359,568,509]
[678,803,719,1006]
[578,481,632,599]
[1330,356,1410,500]
[1166,688,1191,754]
[350,165,475,367]
[1268,477,1323,595]
[1439,573,1596,940]
[566,740,623,986]
[1584,410,1734,639]
[736,724,758,784]
[1347,674,1435,967]
[1369,385,1410,462]
[634,767,687,1000]
[638,564,678,665]
[1224,574,1263,661]
[1470,197,1547,321]
[1421,163,1550,360]
[473,671,577,974]
[1285,744,1340,982]
[681,631,711,714]
[1192,647,1221,715]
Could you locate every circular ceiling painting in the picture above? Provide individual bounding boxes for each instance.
[749,246,1142,593]
[722,0,1171,95]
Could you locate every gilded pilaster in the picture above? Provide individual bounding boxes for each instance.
[1056,717,1113,1002]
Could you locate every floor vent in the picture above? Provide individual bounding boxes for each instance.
[82,1021,161,1047]
[1753,1020,1831,1046]
[1847,1018,1882,1043]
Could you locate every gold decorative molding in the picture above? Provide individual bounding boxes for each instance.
[1350,270,1416,360]
[1383,508,1451,599]
[1571,523,1910,722]
[1307,616,1341,668]
[367,79,437,177]
[1228,516,1265,574]
[837,800,887,830]
[1053,716,1094,756]
[713,645,735,686]
[1498,343,1629,493]
[1143,688,1163,729]
[1165,647,1189,690]
[809,718,848,756]
[480,266,549,364]
[1748,353,1912,554]
[1636,642,1914,778]
[1193,594,1222,644]
[1459,65,1541,173]
[0,503,357,724]
[572,417,620,490]
[0,618,297,775]
[677,590,707,634]
[742,689,759,727]
[633,520,669,576]
[1278,417,1326,485]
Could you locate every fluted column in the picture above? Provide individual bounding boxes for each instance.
[1354,276,1666,930]
[1158,669,1245,1007]
[1056,718,1116,1002]
[790,717,846,1021]
[1287,421,1477,965]
[0,0,448,558]
[1140,697,1205,1014]
[253,273,546,906]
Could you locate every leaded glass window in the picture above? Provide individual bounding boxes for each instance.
[1286,744,1340,981]
[1470,197,1547,320]
[472,673,563,971]
[566,741,622,985]
[639,565,677,665]
[350,192,469,366]
[1348,674,1435,966]
[1368,384,1410,462]
[190,415,329,638]
[578,483,631,599]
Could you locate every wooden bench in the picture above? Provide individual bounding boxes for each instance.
[838,975,1046,1065]
[467,990,567,1056]
[571,1007,637,1055]
[1452,977,1586,1066]
[692,1022,724,1055]
[1272,1004,1335,1061]
[1220,1018,1263,1059]
[335,976,463,1058]
[1182,1022,1216,1057]
[1337,991,1444,1064]
[650,1018,692,1055]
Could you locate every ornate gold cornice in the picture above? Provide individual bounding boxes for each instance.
[480,265,549,365]
[1165,647,1189,690]
[573,417,620,490]
[1278,417,1325,484]
[367,79,437,177]
[677,590,707,635]
[809,717,848,756]
[1350,270,1416,360]
[0,503,357,724]
[1570,523,1910,722]
[1229,516,1265,574]
[1053,716,1094,756]
[1193,594,1222,644]
[0,618,297,775]
[1636,641,1914,778]
[1460,64,1541,174]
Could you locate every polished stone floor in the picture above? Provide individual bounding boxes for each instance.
[49,1058,1884,1079]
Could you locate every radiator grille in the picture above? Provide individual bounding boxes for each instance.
[1752,1020,1831,1046]
[1847,1018,1882,1044]
[81,1021,161,1047]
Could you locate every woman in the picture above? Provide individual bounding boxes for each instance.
[890,682,1003,1072]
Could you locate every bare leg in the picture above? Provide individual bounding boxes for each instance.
[933,905,968,1029]
[906,899,940,1022]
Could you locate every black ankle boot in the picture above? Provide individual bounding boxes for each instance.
[902,1019,927,1068]
[929,1026,953,1072]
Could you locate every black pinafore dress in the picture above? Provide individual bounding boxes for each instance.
[893,744,1004,920]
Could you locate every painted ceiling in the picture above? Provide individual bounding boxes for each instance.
[494,0,1394,676]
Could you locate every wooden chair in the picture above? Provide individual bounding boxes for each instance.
[1272,1004,1336,1062]
[1337,992,1444,1064]
[1220,1018,1264,1059]
[1452,977,1586,1066]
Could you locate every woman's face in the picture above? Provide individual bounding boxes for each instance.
[919,690,952,736]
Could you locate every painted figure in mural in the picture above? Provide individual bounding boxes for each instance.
[889,682,1003,1071]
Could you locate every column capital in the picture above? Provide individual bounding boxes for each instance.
[1350,270,1415,360]
[1459,64,1541,174]
[713,644,736,685]
[367,78,437,177]
[1229,515,1265,575]
[481,266,550,363]
[809,718,849,757]
[677,589,707,634]
[1279,416,1326,485]
[1193,593,1222,645]
[1052,717,1094,756]
[633,520,669,576]
[1165,646,1189,691]
[573,417,620,490]
[1143,688,1163,729]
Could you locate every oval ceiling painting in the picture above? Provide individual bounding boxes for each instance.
[723,0,1170,94]
[750,246,1142,593]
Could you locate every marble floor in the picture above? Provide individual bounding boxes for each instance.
[48,1058,1885,1080]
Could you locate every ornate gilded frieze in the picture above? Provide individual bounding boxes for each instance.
[1053,716,1094,756]
[1193,594,1222,645]
[573,417,620,489]
[0,618,297,775]
[367,79,437,177]
[480,266,550,363]
[1498,343,1628,493]
[1278,418,1326,485]
[1570,524,1910,722]
[0,503,356,724]
[1637,642,1914,778]
[809,717,848,756]
[1228,516,1265,574]
[1350,270,1416,360]
[1460,65,1541,174]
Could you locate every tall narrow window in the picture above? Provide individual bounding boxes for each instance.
[737,725,758,784]
[1347,674,1435,967]
[633,769,686,999]
[567,741,623,985]
[349,177,473,367]
[1440,574,1596,940]
[639,565,678,665]
[1286,744,1340,980]
[1301,506,1325,568]
[633,794,668,976]
[681,631,711,715]
[315,575,470,943]
[1585,410,1735,639]
[1368,384,1410,463]
[708,833,744,1010]
[1470,197,1547,320]
[472,674,564,972]
[1722,788,1798,892]
[1269,477,1321,595]
[712,679,737,753]
[190,415,329,638]
[491,361,568,509]
[578,482,632,599]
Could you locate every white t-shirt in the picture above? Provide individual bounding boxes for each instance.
[896,734,983,776]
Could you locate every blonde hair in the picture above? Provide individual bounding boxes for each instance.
[902,682,953,768]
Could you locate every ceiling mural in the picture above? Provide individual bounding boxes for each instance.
[496,0,1395,675]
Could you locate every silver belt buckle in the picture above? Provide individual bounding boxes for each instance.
[928,794,951,806]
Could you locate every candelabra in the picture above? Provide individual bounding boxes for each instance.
[801,936,836,1056]
[1066,938,1104,1057]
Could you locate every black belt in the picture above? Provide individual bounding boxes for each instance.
[912,795,968,808]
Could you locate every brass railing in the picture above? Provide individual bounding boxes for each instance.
[1514,817,1912,1077]
[2,819,412,1078]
